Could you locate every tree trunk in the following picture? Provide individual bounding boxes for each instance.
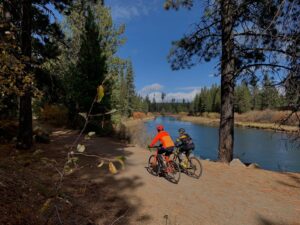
[17,0,33,149]
[218,0,235,162]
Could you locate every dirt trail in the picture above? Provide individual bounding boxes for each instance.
[117,145,300,225]
[1,128,300,225]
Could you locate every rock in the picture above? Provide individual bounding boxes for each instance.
[248,163,260,169]
[34,127,50,144]
[230,158,246,167]
[35,133,50,144]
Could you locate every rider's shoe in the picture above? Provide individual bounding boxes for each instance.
[180,161,188,169]
[158,172,165,177]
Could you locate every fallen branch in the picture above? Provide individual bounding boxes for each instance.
[110,208,129,225]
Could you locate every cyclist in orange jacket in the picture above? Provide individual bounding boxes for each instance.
[149,125,175,174]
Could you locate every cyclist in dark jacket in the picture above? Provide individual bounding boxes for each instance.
[175,128,195,161]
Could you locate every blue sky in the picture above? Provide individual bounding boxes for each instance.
[50,1,220,102]
[106,0,220,102]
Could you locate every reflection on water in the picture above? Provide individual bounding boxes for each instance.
[145,116,300,172]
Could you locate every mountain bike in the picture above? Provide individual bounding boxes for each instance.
[147,146,181,184]
[172,147,203,179]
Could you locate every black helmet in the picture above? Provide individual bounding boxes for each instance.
[178,128,185,134]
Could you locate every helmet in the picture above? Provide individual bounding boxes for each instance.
[178,128,185,134]
[156,125,164,132]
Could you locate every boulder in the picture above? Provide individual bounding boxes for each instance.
[33,127,50,144]
[248,163,260,169]
[230,158,246,167]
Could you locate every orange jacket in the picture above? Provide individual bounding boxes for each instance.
[150,131,175,148]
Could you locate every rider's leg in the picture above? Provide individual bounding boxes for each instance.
[157,148,166,174]
[164,147,174,162]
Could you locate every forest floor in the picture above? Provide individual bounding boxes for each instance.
[0,126,300,225]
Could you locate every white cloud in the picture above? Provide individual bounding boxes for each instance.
[109,0,159,21]
[139,83,164,95]
[145,89,200,103]
[139,83,200,102]
[164,89,200,102]
[111,5,140,21]
[177,86,202,91]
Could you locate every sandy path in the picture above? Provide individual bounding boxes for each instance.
[40,129,300,225]
[2,128,299,225]
[110,145,300,225]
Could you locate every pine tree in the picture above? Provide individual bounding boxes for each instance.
[126,61,135,116]
[234,82,252,113]
[260,74,280,110]
[165,0,299,162]
[1,0,72,149]
[69,6,106,113]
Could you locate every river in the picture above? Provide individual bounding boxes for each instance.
[145,116,300,172]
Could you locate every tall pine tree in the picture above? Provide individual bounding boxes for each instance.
[165,0,299,162]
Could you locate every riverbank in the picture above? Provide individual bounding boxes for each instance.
[1,129,299,225]
[179,115,299,132]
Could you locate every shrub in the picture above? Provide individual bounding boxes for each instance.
[39,104,68,126]
[132,112,146,119]
[235,110,299,126]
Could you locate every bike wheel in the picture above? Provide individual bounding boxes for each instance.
[165,161,181,184]
[148,155,159,176]
[186,157,203,179]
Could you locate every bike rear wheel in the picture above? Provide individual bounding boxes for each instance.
[186,157,203,179]
[148,155,159,176]
[165,161,181,184]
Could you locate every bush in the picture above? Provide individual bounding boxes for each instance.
[235,110,299,126]
[132,112,146,119]
[39,104,68,126]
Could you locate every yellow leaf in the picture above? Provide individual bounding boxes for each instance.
[115,156,126,170]
[40,199,52,214]
[109,162,117,174]
[97,85,104,103]
[117,159,125,170]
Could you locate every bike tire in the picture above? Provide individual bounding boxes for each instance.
[165,161,181,184]
[187,156,203,179]
[148,155,159,176]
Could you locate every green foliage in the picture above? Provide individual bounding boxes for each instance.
[67,6,107,112]
[234,82,252,113]
[260,74,281,110]
[126,61,135,116]
[192,85,221,115]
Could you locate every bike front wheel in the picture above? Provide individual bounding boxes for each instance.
[148,155,159,176]
[165,161,181,184]
[186,157,203,179]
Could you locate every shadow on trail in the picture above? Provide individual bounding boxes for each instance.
[256,215,296,225]
[277,173,300,189]
[145,165,180,185]
[39,129,151,225]
[57,173,149,225]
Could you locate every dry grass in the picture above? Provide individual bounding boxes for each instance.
[180,110,299,132]
[39,104,68,126]
[235,110,299,126]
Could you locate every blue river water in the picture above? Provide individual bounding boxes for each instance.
[145,116,300,172]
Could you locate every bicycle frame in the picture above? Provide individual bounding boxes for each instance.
[149,147,174,173]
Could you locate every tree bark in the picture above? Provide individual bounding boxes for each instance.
[17,0,33,149]
[218,0,235,162]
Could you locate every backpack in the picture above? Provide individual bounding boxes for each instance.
[179,133,195,150]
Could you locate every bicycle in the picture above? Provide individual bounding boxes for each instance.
[172,147,203,179]
[147,146,181,184]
